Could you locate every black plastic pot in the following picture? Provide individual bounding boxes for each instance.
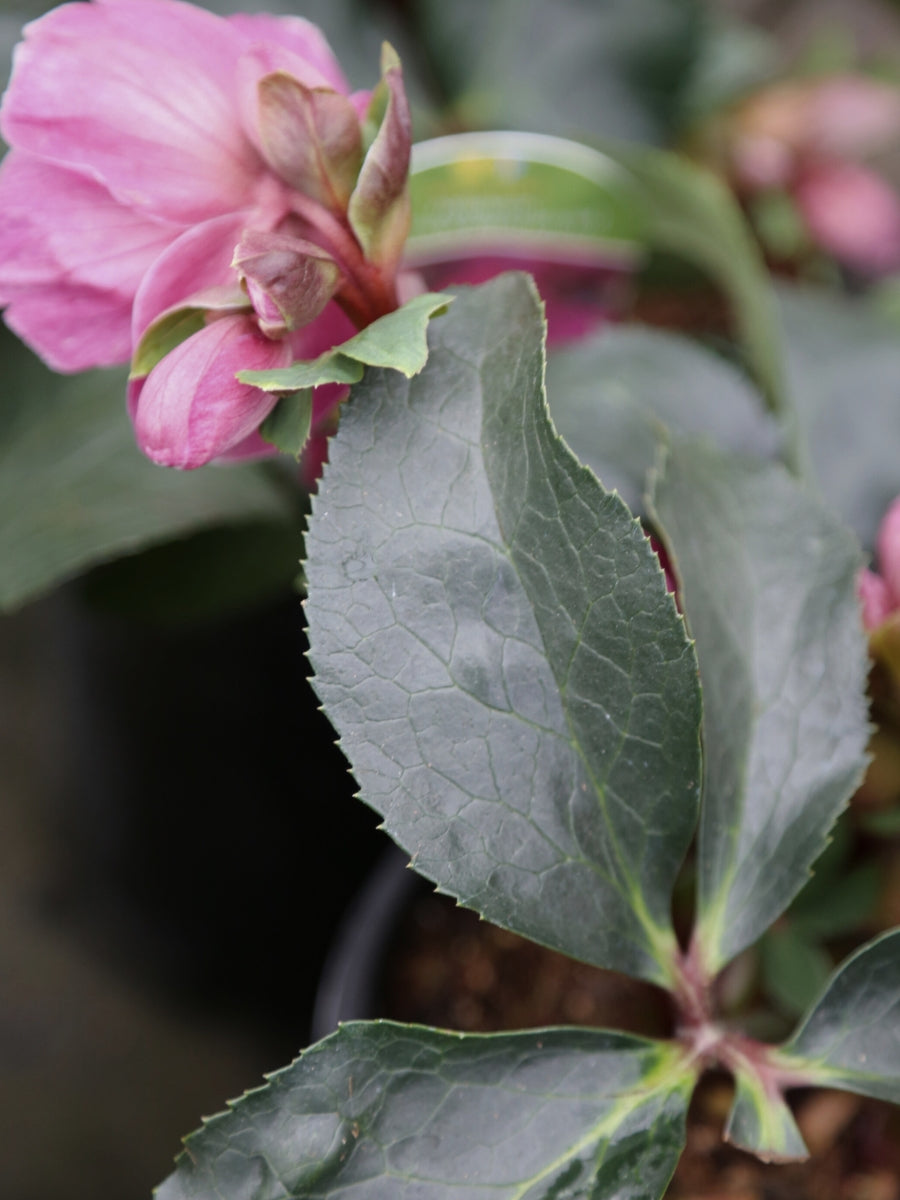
[311,843,418,1039]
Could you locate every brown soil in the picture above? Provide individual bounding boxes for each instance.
[379,889,900,1200]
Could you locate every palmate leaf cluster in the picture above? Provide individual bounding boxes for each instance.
[153,267,898,1198]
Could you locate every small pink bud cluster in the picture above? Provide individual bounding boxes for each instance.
[0,0,412,468]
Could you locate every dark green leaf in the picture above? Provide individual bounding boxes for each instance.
[761,926,833,1018]
[0,341,296,611]
[410,0,703,145]
[260,390,315,459]
[157,1022,694,1200]
[241,293,452,392]
[546,326,777,513]
[784,929,900,1103]
[724,1071,808,1162]
[305,276,702,985]
[778,283,900,546]
[650,441,870,973]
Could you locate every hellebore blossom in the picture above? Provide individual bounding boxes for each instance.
[0,0,411,467]
[722,75,900,273]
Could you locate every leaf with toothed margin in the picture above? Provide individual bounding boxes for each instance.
[304,274,702,987]
[649,440,870,975]
[782,929,900,1103]
[724,1070,808,1163]
[155,1022,696,1200]
[239,293,453,393]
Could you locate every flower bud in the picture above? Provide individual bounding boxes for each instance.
[233,229,341,338]
[347,44,412,276]
[255,71,363,212]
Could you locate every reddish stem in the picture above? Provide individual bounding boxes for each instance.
[671,945,819,1096]
[289,192,399,327]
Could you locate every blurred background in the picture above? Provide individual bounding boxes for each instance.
[3,0,900,1195]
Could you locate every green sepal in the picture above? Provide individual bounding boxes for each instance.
[347,42,411,272]
[239,292,453,392]
[130,288,249,379]
[259,390,314,460]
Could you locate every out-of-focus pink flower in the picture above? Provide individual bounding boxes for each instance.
[795,162,900,273]
[419,254,628,347]
[727,74,900,274]
[859,497,900,632]
[0,0,411,468]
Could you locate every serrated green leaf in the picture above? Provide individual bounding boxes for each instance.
[0,337,296,612]
[157,1022,694,1200]
[783,929,900,1103]
[761,926,833,1018]
[305,275,702,985]
[259,390,315,459]
[650,441,870,973]
[778,283,900,546]
[240,293,452,393]
[724,1070,808,1163]
[545,326,776,514]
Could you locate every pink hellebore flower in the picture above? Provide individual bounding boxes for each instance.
[730,75,900,274]
[0,0,411,468]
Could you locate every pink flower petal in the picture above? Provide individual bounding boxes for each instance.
[3,282,134,372]
[877,496,900,609]
[1,0,262,223]
[795,162,900,273]
[0,150,179,368]
[228,13,350,92]
[131,211,260,344]
[133,313,292,468]
[858,568,892,632]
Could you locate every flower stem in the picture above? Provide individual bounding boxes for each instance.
[289,193,399,327]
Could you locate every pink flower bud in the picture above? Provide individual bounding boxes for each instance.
[253,71,363,212]
[233,230,341,338]
[795,162,900,274]
[347,44,412,277]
